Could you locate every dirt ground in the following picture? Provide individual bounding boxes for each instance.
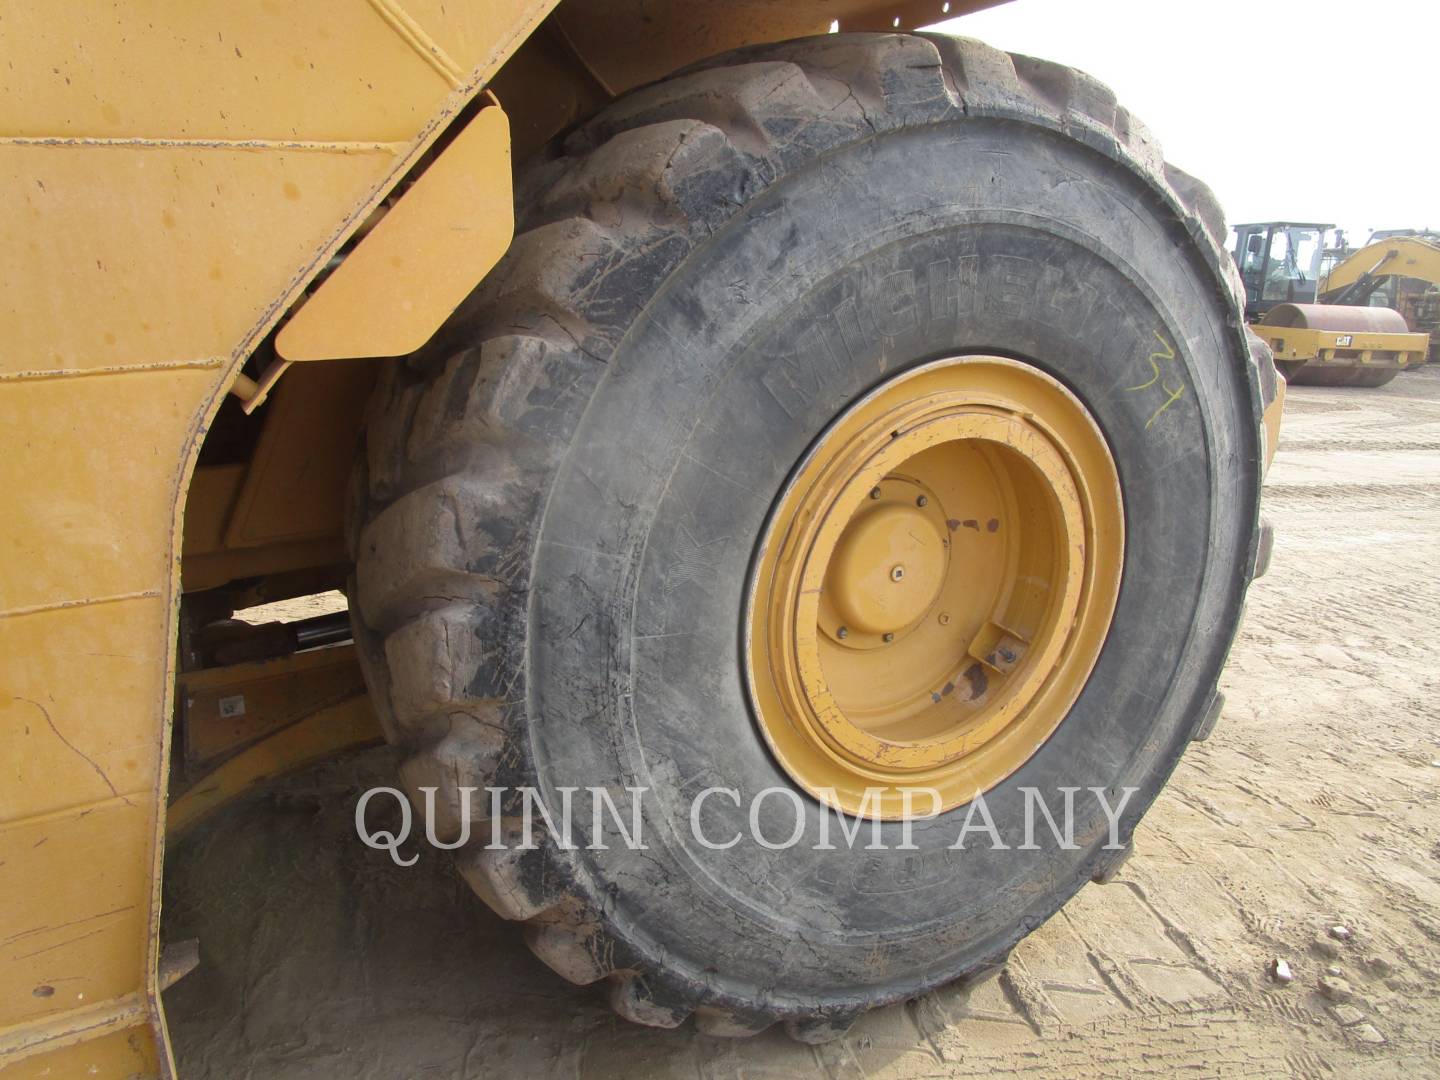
[162,367,1440,1078]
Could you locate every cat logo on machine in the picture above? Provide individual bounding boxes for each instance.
[1336,334,1354,347]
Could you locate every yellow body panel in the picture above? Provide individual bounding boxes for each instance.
[0,802,152,1031]
[183,361,378,591]
[277,106,514,362]
[0,1,559,1074]
[1,598,169,821]
[0,999,155,1078]
[1253,326,1428,368]
[176,645,369,772]
[168,695,381,835]
[1321,235,1440,298]
[1262,376,1285,473]
[552,0,1003,94]
[2,141,403,375]
[0,370,218,612]
[2,3,451,142]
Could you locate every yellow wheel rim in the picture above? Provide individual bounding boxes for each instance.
[745,356,1124,819]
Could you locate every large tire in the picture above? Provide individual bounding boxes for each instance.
[350,33,1269,1040]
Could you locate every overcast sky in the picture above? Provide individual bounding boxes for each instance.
[932,0,1437,245]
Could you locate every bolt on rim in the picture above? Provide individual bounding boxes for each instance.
[745,355,1125,819]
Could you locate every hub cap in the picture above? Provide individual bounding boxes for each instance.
[745,356,1124,818]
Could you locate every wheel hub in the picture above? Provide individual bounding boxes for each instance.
[823,479,948,646]
[745,356,1124,818]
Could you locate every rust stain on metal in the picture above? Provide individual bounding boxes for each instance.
[962,662,988,700]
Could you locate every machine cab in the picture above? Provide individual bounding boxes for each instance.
[1231,221,1331,320]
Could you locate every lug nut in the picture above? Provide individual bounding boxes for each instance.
[890,565,905,582]
[916,495,928,507]
[882,632,895,643]
[837,626,849,639]
[869,487,882,500]
[938,612,951,625]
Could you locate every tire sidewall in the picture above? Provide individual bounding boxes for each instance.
[527,119,1256,1003]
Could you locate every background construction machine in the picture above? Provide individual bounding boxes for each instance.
[1232,221,1431,386]
[1323,231,1440,364]
[1,2,1281,1076]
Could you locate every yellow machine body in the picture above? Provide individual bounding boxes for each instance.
[1321,235,1440,300]
[1321,235,1440,364]
[1256,304,1428,372]
[0,1,1006,1075]
[1232,221,1434,381]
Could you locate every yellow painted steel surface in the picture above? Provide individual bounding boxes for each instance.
[168,694,381,835]
[746,357,1123,819]
[553,0,1006,93]
[0,1,557,1075]
[176,646,369,772]
[1258,305,1427,370]
[1321,236,1440,299]
[1262,376,1285,473]
[1253,326,1428,369]
[182,360,379,592]
[277,106,515,362]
